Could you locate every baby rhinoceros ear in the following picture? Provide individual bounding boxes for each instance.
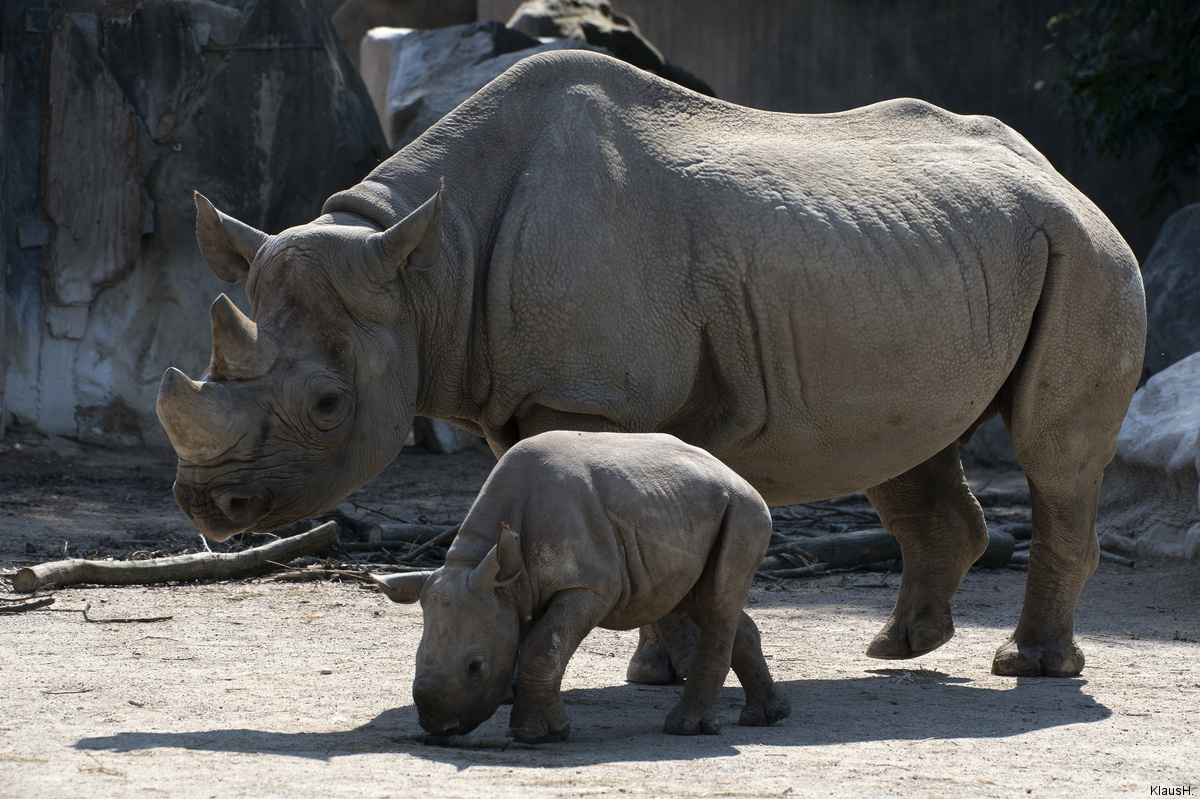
[467,524,524,599]
[369,570,434,603]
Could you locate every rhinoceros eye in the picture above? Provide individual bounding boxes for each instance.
[308,381,352,433]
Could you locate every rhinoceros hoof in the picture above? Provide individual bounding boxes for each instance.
[865,616,955,660]
[991,636,1085,678]
[663,709,720,736]
[737,694,791,727]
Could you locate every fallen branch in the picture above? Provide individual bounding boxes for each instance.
[396,525,459,565]
[1100,550,1135,568]
[0,596,55,614]
[11,522,340,592]
[759,526,1015,574]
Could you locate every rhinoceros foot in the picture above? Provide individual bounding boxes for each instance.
[865,604,955,660]
[991,635,1085,678]
[663,706,720,736]
[737,692,791,727]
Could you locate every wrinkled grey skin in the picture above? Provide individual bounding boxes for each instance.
[373,431,790,741]
[157,50,1146,679]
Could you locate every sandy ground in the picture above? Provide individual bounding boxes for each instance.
[1,433,1197,798]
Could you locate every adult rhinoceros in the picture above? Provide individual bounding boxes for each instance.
[157,50,1145,679]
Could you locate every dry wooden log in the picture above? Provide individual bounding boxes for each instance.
[760,526,1015,573]
[368,523,451,544]
[11,522,340,593]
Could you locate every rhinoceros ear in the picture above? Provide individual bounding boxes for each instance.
[363,183,443,280]
[194,191,270,284]
[467,523,524,598]
[369,570,434,603]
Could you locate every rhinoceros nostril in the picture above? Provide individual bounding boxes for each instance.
[214,490,268,527]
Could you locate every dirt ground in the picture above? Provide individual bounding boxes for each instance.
[1,432,1197,798]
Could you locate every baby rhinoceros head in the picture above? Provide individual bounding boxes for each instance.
[372,526,524,736]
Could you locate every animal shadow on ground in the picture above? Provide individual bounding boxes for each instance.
[75,672,1109,766]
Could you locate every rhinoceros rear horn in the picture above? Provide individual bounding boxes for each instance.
[370,571,434,603]
[363,183,443,281]
[194,191,270,284]
[209,294,278,379]
[156,367,237,462]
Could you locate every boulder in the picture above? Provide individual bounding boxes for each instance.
[360,21,605,149]
[506,0,714,96]
[1097,352,1200,560]
[324,0,476,67]
[1141,203,1200,379]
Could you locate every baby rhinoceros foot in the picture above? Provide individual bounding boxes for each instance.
[992,635,1085,678]
[508,702,571,743]
[663,706,720,736]
[865,604,955,660]
[737,691,791,727]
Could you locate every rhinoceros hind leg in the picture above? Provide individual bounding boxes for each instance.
[993,228,1142,678]
[863,444,989,660]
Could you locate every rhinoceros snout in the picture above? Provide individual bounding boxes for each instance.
[420,715,464,736]
[172,480,269,541]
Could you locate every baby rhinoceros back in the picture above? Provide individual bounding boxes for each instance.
[373,431,790,741]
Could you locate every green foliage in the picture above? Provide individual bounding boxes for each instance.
[1046,0,1200,214]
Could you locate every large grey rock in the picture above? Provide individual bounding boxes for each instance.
[506,0,714,96]
[1142,203,1200,379]
[325,0,476,67]
[360,21,604,149]
[1098,352,1200,560]
[2,0,384,447]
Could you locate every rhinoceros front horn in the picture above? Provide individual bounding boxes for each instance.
[209,294,278,380]
[156,367,237,462]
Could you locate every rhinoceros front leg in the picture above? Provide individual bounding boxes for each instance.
[508,588,610,743]
[863,444,990,660]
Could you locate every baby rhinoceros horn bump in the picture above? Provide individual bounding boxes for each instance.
[209,294,278,379]
[156,368,237,462]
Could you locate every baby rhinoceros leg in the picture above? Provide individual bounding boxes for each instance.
[508,588,609,744]
[730,612,791,727]
[665,501,789,735]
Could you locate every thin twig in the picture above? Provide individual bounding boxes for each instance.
[81,603,173,624]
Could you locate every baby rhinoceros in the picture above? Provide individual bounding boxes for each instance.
[372,431,790,742]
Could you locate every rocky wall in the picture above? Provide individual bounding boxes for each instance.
[2,0,385,447]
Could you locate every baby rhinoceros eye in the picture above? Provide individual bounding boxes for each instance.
[467,657,487,679]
